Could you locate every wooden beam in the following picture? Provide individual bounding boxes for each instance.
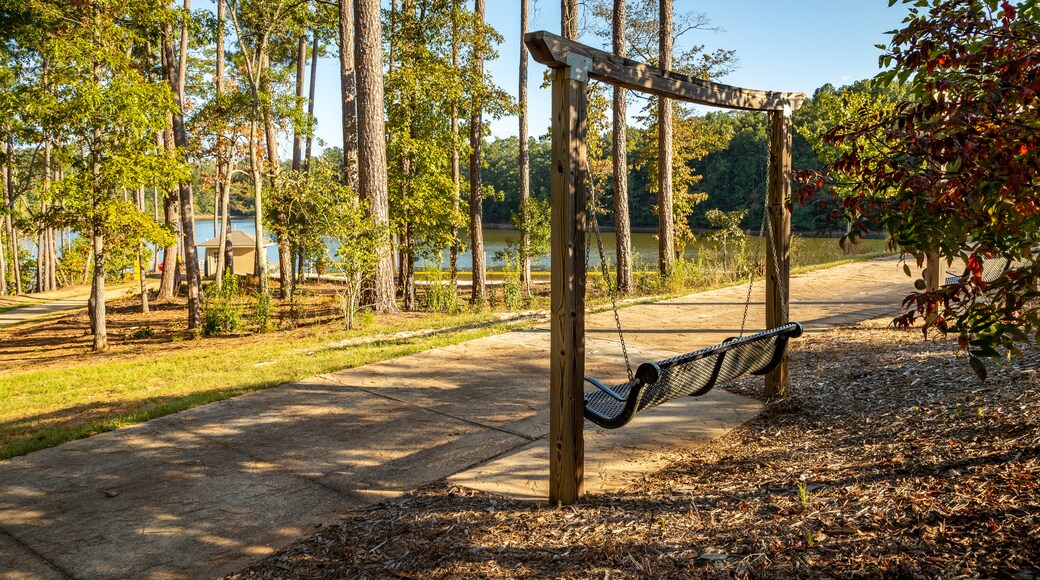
[549,63,587,505]
[525,31,804,113]
[765,110,793,399]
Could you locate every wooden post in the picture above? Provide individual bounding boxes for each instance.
[549,57,589,505]
[765,108,792,399]
[925,252,942,291]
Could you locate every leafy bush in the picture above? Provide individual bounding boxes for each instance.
[424,279,460,313]
[502,268,525,311]
[202,272,242,336]
[252,290,271,333]
[202,299,242,335]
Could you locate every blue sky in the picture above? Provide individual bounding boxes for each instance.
[282,1,912,152]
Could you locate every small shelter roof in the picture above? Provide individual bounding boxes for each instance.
[198,231,273,248]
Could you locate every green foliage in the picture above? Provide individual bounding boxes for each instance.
[252,290,271,333]
[330,195,379,330]
[796,0,1040,376]
[705,209,749,274]
[267,160,360,282]
[384,0,512,281]
[202,299,243,335]
[202,272,243,336]
[502,269,524,311]
[507,196,550,272]
[422,270,461,314]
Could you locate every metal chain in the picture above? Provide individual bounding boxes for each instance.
[585,160,634,383]
[739,205,769,337]
[739,146,790,335]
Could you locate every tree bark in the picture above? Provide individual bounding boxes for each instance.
[449,0,461,287]
[339,0,359,189]
[164,11,202,330]
[305,30,319,169]
[613,0,633,293]
[292,35,306,172]
[89,51,107,350]
[354,0,396,311]
[137,186,150,313]
[561,0,577,39]
[5,135,20,294]
[0,213,6,293]
[257,51,289,297]
[90,232,107,350]
[519,0,531,291]
[40,134,53,292]
[156,39,178,301]
[469,0,487,305]
[215,0,230,287]
[402,222,416,311]
[657,0,674,275]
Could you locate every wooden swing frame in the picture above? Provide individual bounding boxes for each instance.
[524,30,805,505]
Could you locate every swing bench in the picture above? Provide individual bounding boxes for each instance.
[583,322,802,429]
[580,126,801,429]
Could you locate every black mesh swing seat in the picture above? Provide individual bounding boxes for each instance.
[583,322,803,429]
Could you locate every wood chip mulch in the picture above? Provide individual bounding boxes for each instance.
[229,319,1040,579]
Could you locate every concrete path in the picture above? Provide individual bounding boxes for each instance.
[0,257,917,579]
[0,287,134,328]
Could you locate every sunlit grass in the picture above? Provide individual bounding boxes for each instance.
[0,311,523,459]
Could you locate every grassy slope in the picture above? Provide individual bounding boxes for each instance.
[0,313,522,459]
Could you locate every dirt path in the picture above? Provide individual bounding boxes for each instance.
[0,257,918,579]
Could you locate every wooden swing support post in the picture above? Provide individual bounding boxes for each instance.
[525,31,805,505]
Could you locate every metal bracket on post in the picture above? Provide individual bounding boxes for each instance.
[566,53,592,82]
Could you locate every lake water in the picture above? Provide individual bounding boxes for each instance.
[198,218,865,273]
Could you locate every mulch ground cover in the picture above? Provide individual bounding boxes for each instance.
[229,318,1040,579]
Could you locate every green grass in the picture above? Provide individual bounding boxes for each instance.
[0,304,23,314]
[0,311,525,459]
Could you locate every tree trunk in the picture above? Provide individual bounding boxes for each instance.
[469,0,487,305]
[5,135,20,294]
[292,35,306,172]
[215,0,229,287]
[519,0,531,291]
[156,79,178,301]
[137,186,150,314]
[258,52,289,297]
[402,223,416,310]
[248,106,268,292]
[613,0,633,293]
[449,0,461,288]
[158,184,179,298]
[90,232,107,350]
[164,12,202,329]
[562,0,577,39]
[0,220,6,293]
[305,31,319,169]
[339,0,359,189]
[89,80,107,350]
[39,135,52,292]
[354,0,396,311]
[657,0,674,276]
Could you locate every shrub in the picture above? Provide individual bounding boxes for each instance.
[202,299,242,335]
[202,272,243,336]
[424,279,460,313]
[252,291,271,333]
